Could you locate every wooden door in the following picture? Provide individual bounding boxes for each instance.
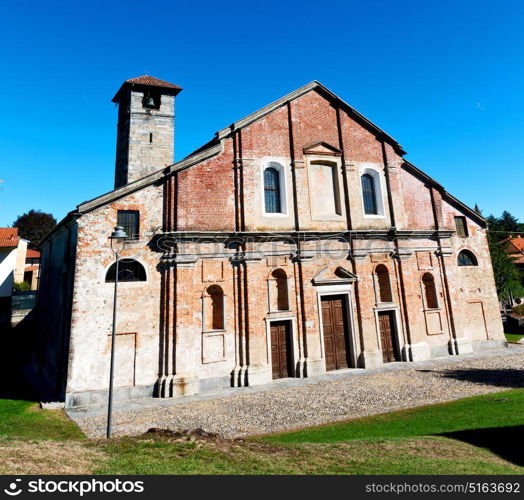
[271,321,292,379]
[378,311,398,363]
[321,296,350,371]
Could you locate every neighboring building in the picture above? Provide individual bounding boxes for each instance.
[0,228,28,324]
[0,228,28,297]
[36,76,506,407]
[500,235,524,304]
[24,249,41,291]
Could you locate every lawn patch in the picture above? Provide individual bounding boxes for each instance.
[262,389,524,444]
[505,333,524,343]
[0,399,84,441]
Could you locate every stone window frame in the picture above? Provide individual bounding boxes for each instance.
[261,160,288,217]
[359,166,385,219]
[305,154,344,221]
[454,216,469,238]
[266,268,292,313]
[201,284,227,333]
[419,271,441,311]
[457,249,479,267]
[372,263,394,305]
[103,257,148,285]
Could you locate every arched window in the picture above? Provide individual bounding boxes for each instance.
[361,173,378,215]
[457,250,478,267]
[206,285,224,330]
[105,259,146,283]
[422,273,439,309]
[271,269,289,311]
[375,264,392,303]
[264,167,281,213]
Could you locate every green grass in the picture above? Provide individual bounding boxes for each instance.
[262,390,524,444]
[1,391,523,475]
[505,333,524,343]
[0,399,84,441]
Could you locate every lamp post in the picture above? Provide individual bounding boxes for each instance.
[107,225,128,439]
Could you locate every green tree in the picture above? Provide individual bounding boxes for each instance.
[12,210,56,248]
[488,231,524,301]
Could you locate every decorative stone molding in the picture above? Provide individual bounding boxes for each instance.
[291,249,315,262]
[394,248,413,261]
[312,266,357,286]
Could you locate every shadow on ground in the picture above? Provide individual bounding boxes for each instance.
[441,425,524,467]
[417,368,524,389]
[0,311,39,401]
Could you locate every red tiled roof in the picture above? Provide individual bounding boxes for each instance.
[125,75,182,90]
[26,249,40,259]
[0,228,20,248]
[112,75,182,103]
[508,236,524,252]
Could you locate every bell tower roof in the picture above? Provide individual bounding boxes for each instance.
[112,75,182,103]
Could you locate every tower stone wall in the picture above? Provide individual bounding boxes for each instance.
[113,79,179,188]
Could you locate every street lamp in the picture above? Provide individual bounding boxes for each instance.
[107,225,128,439]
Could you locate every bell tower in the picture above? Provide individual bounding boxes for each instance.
[112,75,182,189]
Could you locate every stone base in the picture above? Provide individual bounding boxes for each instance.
[246,365,272,386]
[304,358,325,377]
[199,375,231,393]
[452,337,474,355]
[404,342,431,362]
[65,384,154,409]
[472,339,508,352]
[171,374,199,397]
[360,350,383,368]
[430,343,451,358]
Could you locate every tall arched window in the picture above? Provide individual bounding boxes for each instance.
[375,264,392,303]
[105,259,146,282]
[205,285,224,330]
[457,250,478,267]
[422,273,438,309]
[361,173,378,215]
[271,269,289,311]
[264,167,281,213]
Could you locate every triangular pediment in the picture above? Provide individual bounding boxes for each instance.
[312,266,358,286]
[303,141,342,157]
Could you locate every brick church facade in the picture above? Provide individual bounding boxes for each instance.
[36,76,505,407]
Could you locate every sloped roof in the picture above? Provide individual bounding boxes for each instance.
[112,75,182,103]
[0,228,20,248]
[26,249,41,259]
[501,236,524,254]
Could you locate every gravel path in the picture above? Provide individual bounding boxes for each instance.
[72,347,524,439]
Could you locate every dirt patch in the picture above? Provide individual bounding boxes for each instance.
[0,440,106,475]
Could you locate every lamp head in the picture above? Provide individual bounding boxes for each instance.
[109,226,128,240]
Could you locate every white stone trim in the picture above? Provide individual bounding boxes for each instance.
[260,158,288,216]
[264,316,298,378]
[373,307,404,361]
[305,155,344,221]
[360,166,386,218]
[315,284,358,368]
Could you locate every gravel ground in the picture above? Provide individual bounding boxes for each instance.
[72,347,524,439]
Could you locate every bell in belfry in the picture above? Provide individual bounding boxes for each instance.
[144,94,155,108]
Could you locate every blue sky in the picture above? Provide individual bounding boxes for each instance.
[1,0,523,226]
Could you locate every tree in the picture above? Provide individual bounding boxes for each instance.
[499,210,520,234]
[12,210,56,248]
[488,233,524,301]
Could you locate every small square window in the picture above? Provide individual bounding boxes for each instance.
[454,216,468,238]
[117,210,140,240]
